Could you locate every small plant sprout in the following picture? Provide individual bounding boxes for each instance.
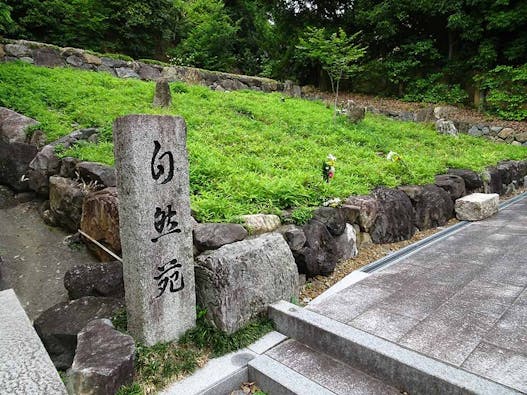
[322,154,336,183]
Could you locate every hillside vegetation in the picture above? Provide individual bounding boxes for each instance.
[1,62,526,222]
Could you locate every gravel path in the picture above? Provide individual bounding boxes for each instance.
[0,199,97,321]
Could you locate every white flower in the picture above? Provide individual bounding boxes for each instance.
[327,154,336,161]
[387,151,399,161]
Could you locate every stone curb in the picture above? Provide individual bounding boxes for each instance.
[269,300,520,395]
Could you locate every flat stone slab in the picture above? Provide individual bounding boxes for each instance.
[0,289,67,394]
[455,193,499,221]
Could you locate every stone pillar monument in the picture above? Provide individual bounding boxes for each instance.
[113,115,195,345]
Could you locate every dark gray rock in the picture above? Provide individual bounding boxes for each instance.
[49,176,86,232]
[399,184,453,230]
[497,160,522,186]
[32,47,64,67]
[370,187,415,243]
[29,130,47,148]
[27,145,61,196]
[448,169,483,192]
[345,195,380,232]
[138,63,163,80]
[414,107,434,122]
[0,141,38,191]
[347,106,365,123]
[482,166,502,194]
[4,43,31,57]
[100,57,128,68]
[153,78,172,107]
[434,174,466,201]
[59,157,81,178]
[34,297,124,370]
[80,187,121,261]
[193,223,248,253]
[64,261,124,300]
[115,67,140,79]
[296,220,339,276]
[66,319,134,395]
[311,207,347,236]
[76,161,116,187]
[65,55,85,68]
[195,233,298,333]
[0,107,39,143]
[279,225,306,253]
[340,204,360,224]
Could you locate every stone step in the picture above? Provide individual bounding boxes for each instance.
[249,339,401,394]
[268,300,519,395]
[0,289,67,394]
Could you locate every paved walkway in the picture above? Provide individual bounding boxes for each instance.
[308,195,527,393]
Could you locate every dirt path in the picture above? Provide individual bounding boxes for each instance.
[0,199,97,321]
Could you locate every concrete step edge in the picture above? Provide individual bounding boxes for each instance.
[269,300,521,395]
[248,354,335,395]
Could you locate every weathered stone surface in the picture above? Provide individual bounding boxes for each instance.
[0,107,39,143]
[497,127,516,140]
[345,195,380,232]
[153,78,172,107]
[414,107,434,122]
[370,187,416,243]
[80,187,121,262]
[115,67,140,79]
[242,214,281,234]
[448,169,483,192]
[497,160,521,186]
[5,43,31,57]
[435,174,466,201]
[64,261,124,300]
[435,119,458,136]
[334,223,358,261]
[455,193,499,221]
[296,220,339,276]
[49,176,87,232]
[0,289,67,395]
[29,129,47,148]
[53,128,98,149]
[399,184,453,230]
[340,204,360,224]
[76,161,116,187]
[482,166,502,194]
[433,106,457,120]
[65,55,85,68]
[0,44,4,59]
[279,225,306,253]
[0,141,38,191]
[193,223,248,253]
[34,297,124,370]
[312,207,347,236]
[33,47,64,67]
[59,156,80,178]
[114,115,195,345]
[138,63,162,80]
[66,319,134,395]
[195,233,298,333]
[27,144,61,196]
[514,131,527,143]
[0,185,16,208]
[82,52,102,66]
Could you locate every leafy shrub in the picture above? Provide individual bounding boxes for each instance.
[476,65,527,121]
[402,73,468,104]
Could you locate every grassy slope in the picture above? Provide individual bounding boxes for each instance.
[1,61,526,222]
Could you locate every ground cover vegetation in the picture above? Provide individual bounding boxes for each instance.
[1,62,526,222]
[2,0,526,118]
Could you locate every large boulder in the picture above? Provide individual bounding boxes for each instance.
[370,187,415,243]
[311,207,347,236]
[193,223,248,253]
[481,166,502,194]
[334,223,358,261]
[66,319,134,395]
[195,233,298,334]
[80,187,121,261]
[34,297,124,370]
[296,220,339,276]
[399,184,453,230]
[27,145,62,196]
[455,193,499,221]
[49,176,87,232]
[64,261,124,300]
[434,174,466,201]
[0,107,39,143]
[0,141,38,191]
[344,195,380,232]
[76,162,116,188]
[32,47,65,67]
[447,169,483,192]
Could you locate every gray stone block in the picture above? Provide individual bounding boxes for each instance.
[455,193,499,221]
[0,289,67,395]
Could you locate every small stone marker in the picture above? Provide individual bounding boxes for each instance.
[153,78,172,108]
[455,193,499,221]
[113,115,195,345]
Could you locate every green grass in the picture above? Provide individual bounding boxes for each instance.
[1,61,526,222]
[116,308,273,394]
